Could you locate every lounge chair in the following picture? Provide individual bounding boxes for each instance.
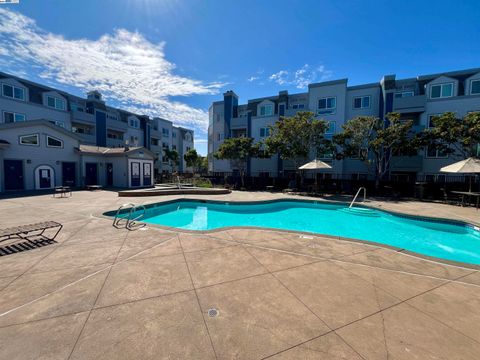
[0,221,62,244]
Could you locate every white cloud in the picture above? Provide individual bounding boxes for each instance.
[0,8,224,130]
[247,76,260,82]
[269,64,333,89]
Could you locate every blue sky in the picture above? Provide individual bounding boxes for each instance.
[1,0,479,155]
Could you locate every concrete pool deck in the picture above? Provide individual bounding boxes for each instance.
[0,190,480,359]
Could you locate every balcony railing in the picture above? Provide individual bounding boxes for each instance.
[393,95,426,113]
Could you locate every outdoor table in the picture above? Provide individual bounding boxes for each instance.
[450,191,480,209]
[53,186,72,198]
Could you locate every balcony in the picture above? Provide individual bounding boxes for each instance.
[390,155,423,172]
[230,117,247,129]
[106,118,127,132]
[75,132,96,145]
[72,110,95,124]
[392,95,426,114]
[106,138,125,148]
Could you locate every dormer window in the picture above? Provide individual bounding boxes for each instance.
[47,96,66,110]
[2,84,25,101]
[471,80,480,95]
[430,83,453,99]
[318,97,336,115]
[259,104,273,117]
[129,118,140,128]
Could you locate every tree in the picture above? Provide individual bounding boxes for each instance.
[264,111,332,184]
[422,111,480,159]
[164,149,179,173]
[197,156,208,174]
[333,112,420,189]
[214,137,261,189]
[184,148,200,174]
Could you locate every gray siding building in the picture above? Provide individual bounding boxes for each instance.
[208,68,480,182]
[0,72,195,192]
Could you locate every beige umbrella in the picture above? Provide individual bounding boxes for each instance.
[440,157,480,192]
[299,159,332,170]
[299,160,332,191]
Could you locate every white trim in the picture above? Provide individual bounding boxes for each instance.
[1,83,26,101]
[317,96,336,115]
[429,82,454,99]
[352,95,371,109]
[2,110,26,123]
[19,133,39,146]
[46,135,64,148]
[470,79,480,95]
[35,165,55,190]
[46,95,66,111]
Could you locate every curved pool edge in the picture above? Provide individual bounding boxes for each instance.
[97,197,480,270]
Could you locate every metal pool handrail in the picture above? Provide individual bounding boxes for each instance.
[113,203,146,229]
[349,187,366,208]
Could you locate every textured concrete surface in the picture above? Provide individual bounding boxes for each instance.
[0,190,479,359]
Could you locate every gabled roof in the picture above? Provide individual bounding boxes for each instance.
[77,144,155,158]
[0,119,82,140]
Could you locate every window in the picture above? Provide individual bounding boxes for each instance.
[3,111,25,123]
[162,128,169,137]
[259,104,273,117]
[172,132,177,138]
[430,83,453,99]
[325,121,336,134]
[107,114,118,121]
[426,145,447,158]
[2,84,25,100]
[353,96,370,109]
[428,114,442,128]
[217,133,223,141]
[317,97,336,115]
[72,124,92,135]
[172,145,177,150]
[19,134,39,146]
[162,142,169,149]
[259,127,270,137]
[471,80,480,95]
[46,96,66,110]
[395,91,414,98]
[129,118,140,128]
[292,104,305,109]
[46,136,63,148]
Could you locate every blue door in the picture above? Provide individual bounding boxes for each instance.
[85,163,98,185]
[62,162,76,186]
[143,163,151,186]
[131,162,140,187]
[4,160,23,190]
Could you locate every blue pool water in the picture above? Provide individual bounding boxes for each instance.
[113,200,480,265]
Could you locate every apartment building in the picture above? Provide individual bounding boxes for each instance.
[208,68,480,182]
[0,72,194,192]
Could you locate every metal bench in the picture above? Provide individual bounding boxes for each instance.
[0,221,63,243]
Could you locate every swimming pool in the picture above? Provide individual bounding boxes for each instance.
[107,200,480,265]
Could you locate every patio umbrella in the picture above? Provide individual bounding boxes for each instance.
[299,159,332,191]
[440,157,480,192]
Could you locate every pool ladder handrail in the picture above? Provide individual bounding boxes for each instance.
[113,203,146,229]
[349,187,366,208]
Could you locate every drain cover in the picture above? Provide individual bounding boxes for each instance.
[207,308,219,317]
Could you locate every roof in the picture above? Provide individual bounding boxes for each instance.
[77,144,155,158]
[0,119,82,141]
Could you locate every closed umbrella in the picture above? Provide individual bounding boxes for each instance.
[440,157,480,192]
[299,159,332,192]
